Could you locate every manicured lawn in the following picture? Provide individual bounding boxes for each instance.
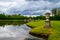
[27,20,60,40]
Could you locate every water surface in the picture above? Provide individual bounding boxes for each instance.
[0,21,44,40]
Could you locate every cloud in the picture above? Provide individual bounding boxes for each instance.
[6,0,53,15]
[0,0,26,14]
[27,0,60,3]
[0,1,17,12]
[0,0,60,15]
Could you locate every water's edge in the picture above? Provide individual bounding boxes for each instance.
[0,24,44,40]
[27,24,49,40]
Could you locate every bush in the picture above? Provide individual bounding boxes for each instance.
[50,15,60,20]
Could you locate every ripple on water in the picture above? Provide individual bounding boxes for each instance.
[0,24,44,40]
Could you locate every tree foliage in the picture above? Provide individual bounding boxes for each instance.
[0,14,29,20]
[52,8,57,16]
[52,8,60,16]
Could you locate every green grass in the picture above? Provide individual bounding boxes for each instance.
[27,20,60,40]
[27,20,44,28]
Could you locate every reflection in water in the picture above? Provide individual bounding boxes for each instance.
[25,38,43,40]
[0,21,26,26]
[0,21,44,40]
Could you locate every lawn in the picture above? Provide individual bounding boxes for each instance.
[27,20,60,40]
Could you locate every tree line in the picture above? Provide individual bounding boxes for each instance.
[0,13,29,20]
[0,7,60,20]
[51,8,60,20]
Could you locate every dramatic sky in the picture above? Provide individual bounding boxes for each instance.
[0,0,60,15]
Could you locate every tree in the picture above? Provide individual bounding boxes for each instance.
[52,8,57,16]
[52,7,60,16]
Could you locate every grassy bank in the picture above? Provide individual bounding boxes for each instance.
[0,20,25,21]
[27,20,60,40]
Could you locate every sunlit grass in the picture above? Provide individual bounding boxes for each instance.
[27,20,44,28]
[27,20,60,40]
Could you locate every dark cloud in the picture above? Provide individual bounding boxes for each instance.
[44,0,60,2]
[26,0,60,2]
[26,0,40,1]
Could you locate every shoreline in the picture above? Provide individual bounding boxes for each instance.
[26,20,56,40]
[27,24,50,40]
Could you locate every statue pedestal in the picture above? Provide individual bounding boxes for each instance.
[45,21,51,28]
[44,13,51,28]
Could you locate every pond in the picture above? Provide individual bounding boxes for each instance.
[0,21,44,40]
